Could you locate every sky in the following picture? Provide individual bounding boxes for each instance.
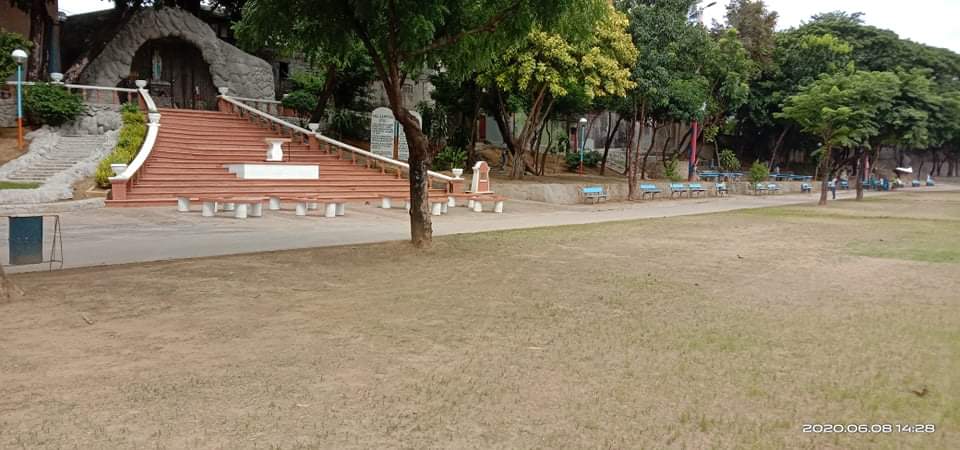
[58,0,960,53]
[700,0,960,53]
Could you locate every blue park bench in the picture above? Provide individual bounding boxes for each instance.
[912,179,921,187]
[754,183,768,195]
[927,178,936,187]
[767,183,781,194]
[688,183,706,197]
[801,182,812,193]
[716,182,729,196]
[669,183,688,198]
[699,171,720,181]
[639,183,662,199]
[579,185,608,204]
[839,180,850,190]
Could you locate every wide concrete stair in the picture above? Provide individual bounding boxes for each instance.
[5,135,106,182]
[107,109,442,207]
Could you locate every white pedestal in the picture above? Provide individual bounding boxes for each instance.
[177,197,190,212]
[265,138,290,161]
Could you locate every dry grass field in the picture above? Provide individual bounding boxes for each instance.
[1,191,958,449]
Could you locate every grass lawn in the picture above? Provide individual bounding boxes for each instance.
[1,191,957,449]
[0,181,40,190]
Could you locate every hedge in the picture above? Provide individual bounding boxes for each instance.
[95,104,147,188]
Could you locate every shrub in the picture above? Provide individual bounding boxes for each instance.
[327,110,368,141]
[281,90,317,124]
[0,29,31,80]
[565,150,602,171]
[24,83,85,126]
[749,160,770,184]
[432,146,466,171]
[95,110,147,188]
[718,149,740,172]
[664,158,682,182]
[120,102,141,115]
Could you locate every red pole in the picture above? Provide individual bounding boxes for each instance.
[17,117,24,150]
[689,121,699,181]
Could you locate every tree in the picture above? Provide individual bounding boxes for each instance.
[482,2,636,179]
[777,70,899,205]
[0,28,31,80]
[720,0,777,66]
[238,0,581,247]
[619,0,708,198]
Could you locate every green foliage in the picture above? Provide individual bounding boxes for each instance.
[718,149,741,172]
[96,111,148,188]
[565,151,602,170]
[326,110,367,141]
[722,0,778,66]
[663,157,682,182]
[24,83,86,127]
[120,102,141,115]
[417,101,450,153]
[432,146,467,171]
[748,160,769,183]
[282,90,318,124]
[0,29,30,81]
[777,70,900,152]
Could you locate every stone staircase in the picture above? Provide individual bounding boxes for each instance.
[107,109,445,206]
[5,135,107,182]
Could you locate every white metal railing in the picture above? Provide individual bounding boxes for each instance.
[219,95,456,184]
[5,81,144,106]
[108,87,160,191]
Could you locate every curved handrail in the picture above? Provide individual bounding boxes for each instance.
[219,95,456,183]
[109,88,160,184]
[4,81,138,92]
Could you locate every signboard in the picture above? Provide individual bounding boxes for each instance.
[9,216,43,265]
[606,147,628,174]
[369,107,423,162]
[370,107,396,159]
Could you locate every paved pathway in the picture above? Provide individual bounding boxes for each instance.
[2,186,955,273]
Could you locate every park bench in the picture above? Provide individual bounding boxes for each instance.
[197,196,266,219]
[699,172,720,181]
[469,194,507,213]
[800,182,812,193]
[767,183,781,194]
[716,182,729,196]
[688,183,706,197]
[912,179,921,187]
[840,180,850,190]
[381,195,451,215]
[754,183,768,195]
[927,179,936,187]
[639,183,662,199]
[669,183,688,198]
[579,185,609,204]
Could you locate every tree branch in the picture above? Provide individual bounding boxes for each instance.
[404,0,523,59]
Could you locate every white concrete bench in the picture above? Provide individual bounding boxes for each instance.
[469,195,507,213]
[197,197,265,219]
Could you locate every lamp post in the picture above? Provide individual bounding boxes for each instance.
[578,117,588,176]
[11,49,28,150]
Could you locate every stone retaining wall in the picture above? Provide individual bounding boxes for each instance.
[494,180,823,204]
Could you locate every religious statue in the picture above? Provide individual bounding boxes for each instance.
[151,49,162,81]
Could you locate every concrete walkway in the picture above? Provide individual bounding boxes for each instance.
[2,186,954,273]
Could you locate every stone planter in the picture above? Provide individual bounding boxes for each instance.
[452,168,464,179]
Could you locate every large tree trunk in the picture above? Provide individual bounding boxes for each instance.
[27,0,49,80]
[599,113,622,176]
[508,86,550,179]
[627,102,645,200]
[818,144,833,206]
[309,65,338,122]
[856,148,865,201]
[640,122,660,180]
[768,125,790,170]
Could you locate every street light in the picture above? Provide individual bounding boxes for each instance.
[578,117,587,176]
[11,49,28,150]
